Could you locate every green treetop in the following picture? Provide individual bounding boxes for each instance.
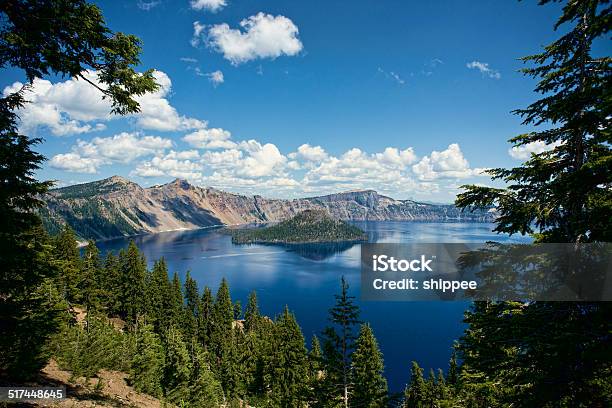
[351,324,388,408]
[456,0,611,243]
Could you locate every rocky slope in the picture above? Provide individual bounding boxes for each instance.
[41,176,495,241]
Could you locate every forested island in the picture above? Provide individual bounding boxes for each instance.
[230,209,368,244]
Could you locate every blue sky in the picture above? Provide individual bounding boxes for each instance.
[3,0,567,202]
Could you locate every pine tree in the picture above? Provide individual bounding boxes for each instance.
[131,322,165,397]
[266,306,309,407]
[309,334,324,405]
[198,286,214,347]
[81,240,102,314]
[53,225,82,303]
[351,324,388,408]
[454,2,611,406]
[0,0,158,380]
[0,224,63,380]
[215,278,234,329]
[244,290,261,332]
[447,348,458,386]
[218,328,244,399]
[169,272,184,329]
[404,361,425,408]
[322,276,361,407]
[233,300,242,320]
[189,343,224,407]
[118,241,147,324]
[50,314,125,378]
[147,258,171,333]
[183,271,200,342]
[424,368,437,408]
[211,278,234,358]
[163,326,192,404]
[102,252,121,315]
[436,369,447,402]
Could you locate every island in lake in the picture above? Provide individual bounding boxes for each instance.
[230,209,368,244]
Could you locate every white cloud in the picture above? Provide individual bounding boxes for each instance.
[49,153,101,174]
[49,133,488,201]
[75,132,173,164]
[3,70,206,136]
[180,57,198,63]
[134,71,207,131]
[375,147,417,167]
[190,0,226,12]
[207,70,224,86]
[205,13,303,64]
[48,132,173,174]
[509,140,561,160]
[412,143,486,180]
[183,128,236,149]
[191,21,207,47]
[235,140,287,177]
[289,144,329,162]
[466,61,501,79]
[133,150,204,180]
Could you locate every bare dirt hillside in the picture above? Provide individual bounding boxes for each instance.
[16,359,167,408]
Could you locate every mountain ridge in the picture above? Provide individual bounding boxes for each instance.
[40,176,495,241]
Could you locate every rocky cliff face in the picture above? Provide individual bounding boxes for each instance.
[41,176,495,240]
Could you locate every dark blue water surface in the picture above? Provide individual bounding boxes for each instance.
[97,221,530,392]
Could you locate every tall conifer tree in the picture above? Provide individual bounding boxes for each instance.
[81,240,102,314]
[53,225,82,302]
[163,326,192,404]
[183,271,200,342]
[455,1,611,406]
[322,276,361,407]
[404,361,425,408]
[131,322,165,397]
[118,241,147,324]
[198,286,214,347]
[267,306,309,407]
[1,0,158,378]
[351,324,388,407]
[244,290,261,332]
[147,258,171,332]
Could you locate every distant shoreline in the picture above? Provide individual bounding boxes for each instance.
[82,218,497,245]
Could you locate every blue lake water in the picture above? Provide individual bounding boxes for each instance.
[97,221,531,392]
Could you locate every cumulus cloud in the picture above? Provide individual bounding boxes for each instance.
[50,130,486,200]
[132,150,204,180]
[49,153,102,174]
[204,13,303,64]
[190,0,226,12]
[412,143,486,180]
[235,140,287,178]
[288,144,329,162]
[135,71,207,131]
[207,70,224,86]
[509,140,561,160]
[183,128,236,149]
[49,132,172,173]
[466,61,501,79]
[3,70,205,136]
